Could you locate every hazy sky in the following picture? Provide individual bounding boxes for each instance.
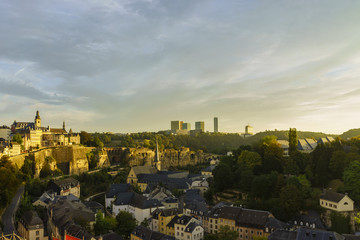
[1,0,360,134]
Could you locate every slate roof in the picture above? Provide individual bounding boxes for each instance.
[20,210,43,227]
[49,198,95,229]
[96,232,123,240]
[106,184,131,198]
[51,177,79,191]
[66,224,94,240]
[132,166,157,175]
[317,137,335,145]
[291,214,326,230]
[137,174,190,190]
[184,222,198,233]
[268,229,297,240]
[207,206,275,229]
[131,226,175,240]
[175,215,193,226]
[296,227,344,240]
[320,190,347,203]
[298,139,317,151]
[342,234,360,240]
[114,192,134,205]
[167,215,180,228]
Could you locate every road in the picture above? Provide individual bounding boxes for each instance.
[2,185,24,234]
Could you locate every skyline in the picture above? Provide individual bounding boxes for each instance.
[1,1,360,134]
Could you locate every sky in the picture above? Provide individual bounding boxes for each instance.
[1,0,360,134]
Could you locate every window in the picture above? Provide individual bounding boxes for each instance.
[334,205,337,209]
[251,230,253,234]
[36,231,39,236]
[344,202,348,205]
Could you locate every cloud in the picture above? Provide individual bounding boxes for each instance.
[1,0,360,133]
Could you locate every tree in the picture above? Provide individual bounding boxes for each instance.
[329,151,348,179]
[94,211,117,235]
[115,211,137,238]
[217,226,238,240]
[12,133,23,145]
[94,136,104,148]
[237,150,261,170]
[343,160,360,203]
[80,131,92,146]
[213,163,234,191]
[289,128,297,154]
[330,212,351,234]
[279,184,303,219]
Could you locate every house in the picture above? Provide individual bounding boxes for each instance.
[17,211,47,240]
[174,215,204,240]
[277,140,289,157]
[47,198,96,239]
[112,191,164,223]
[317,137,335,145]
[127,166,157,185]
[268,227,344,240]
[191,179,209,196]
[320,190,354,212]
[200,166,216,177]
[203,206,284,239]
[148,186,174,201]
[298,139,317,153]
[161,197,179,210]
[150,208,183,235]
[290,211,326,230]
[105,184,131,209]
[48,177,80,198]
[131,225,175,240]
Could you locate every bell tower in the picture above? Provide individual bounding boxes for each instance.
[34,110,41,128]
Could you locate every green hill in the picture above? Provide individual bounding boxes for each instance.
[339,128,360,140]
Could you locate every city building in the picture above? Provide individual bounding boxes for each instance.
[111,191,164,222]
[174,215,204,240]
[131,226,175,240]
[298,138,317,153]
[195,122,205,132]
[182,123,191,131]
[48,177,81,198]
[203,206,285,238]
[277,140,289,157]
[171,121,183,132]
[320,190,354,212]
[245,125,253,135]
[214,117,218,133]
[17,211,47,240]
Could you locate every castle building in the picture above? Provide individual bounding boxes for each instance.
[11,111,80,151]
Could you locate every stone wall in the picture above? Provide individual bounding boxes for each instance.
[10,146,100,177]
[106,147,219,168]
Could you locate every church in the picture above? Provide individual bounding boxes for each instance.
[11,111,80,151]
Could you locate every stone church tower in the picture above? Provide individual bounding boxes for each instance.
[154,138,161,171]
[34,110,41,128]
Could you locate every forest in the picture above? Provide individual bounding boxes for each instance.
[208,134,360,234]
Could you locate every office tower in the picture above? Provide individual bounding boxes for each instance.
[171,121,183,131]
[214,117,218,133]
[182,123,191,131]
[195,121,205,132]
[245,125,253,135]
